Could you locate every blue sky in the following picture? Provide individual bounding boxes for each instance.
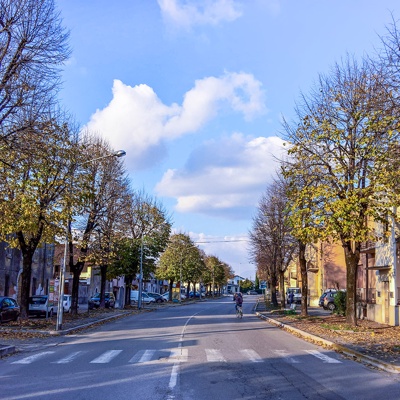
[57,0,399,279]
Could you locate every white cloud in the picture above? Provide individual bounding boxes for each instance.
[190,232,253,276]
[158,0,242,29]
[84,73,265,170]
[155,134,286,219]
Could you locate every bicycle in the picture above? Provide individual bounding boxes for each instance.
[236,305,243,318]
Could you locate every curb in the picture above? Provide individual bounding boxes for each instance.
[255,311,400,374]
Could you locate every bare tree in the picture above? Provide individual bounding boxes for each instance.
[0,0,70,152]
[249,176,297,307]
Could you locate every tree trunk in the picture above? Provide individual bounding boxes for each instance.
[125,275,133,306]
[168,279,174,301]
[279,272,285,308]
[100,265,107,308]
[270,275,278,306]
[19,251,34,319]
[342,239,360,326]
[299,241,308,316]
[71,269,80,315]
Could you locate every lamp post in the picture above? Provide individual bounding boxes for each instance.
[56,149,126,331]
[138,233,144,309]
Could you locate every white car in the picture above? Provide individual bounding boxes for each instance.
[162,291,186,301]
[63,295,72,313]
[130,290,156,304]
[29,295,54,318]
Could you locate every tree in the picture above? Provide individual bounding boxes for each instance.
[157,233,204,301]
[85,170,131,309]
[0,0,70,152]
[249,176,297,307]
[282,56,400,325]
[203,255,230,296]
[0,115,78,318]
[109,190,171,306]
[66,136,127,314]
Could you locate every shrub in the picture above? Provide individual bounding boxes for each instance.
[334,291,346,316]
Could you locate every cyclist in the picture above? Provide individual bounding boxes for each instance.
[233,292,243,312]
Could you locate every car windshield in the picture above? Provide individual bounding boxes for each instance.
[30,297,47,304]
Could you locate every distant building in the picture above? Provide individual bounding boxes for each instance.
[0,240,54,300]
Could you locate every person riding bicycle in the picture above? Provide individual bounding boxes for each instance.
[233,292,243,311]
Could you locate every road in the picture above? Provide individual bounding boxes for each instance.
[1,296,400,400]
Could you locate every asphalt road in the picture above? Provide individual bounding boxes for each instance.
[1,296,400,400]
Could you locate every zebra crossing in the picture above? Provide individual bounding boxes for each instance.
[10,348,342,366]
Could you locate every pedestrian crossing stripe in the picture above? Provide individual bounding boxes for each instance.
[90,350,123,364]
[11,348,342,365]
[12,351,55,364]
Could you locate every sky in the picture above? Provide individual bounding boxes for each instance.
[57,0,400,280]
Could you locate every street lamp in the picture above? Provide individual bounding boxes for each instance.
[56,149,126,331]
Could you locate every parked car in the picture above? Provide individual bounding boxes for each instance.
[323,290,346,311]
[130,290,156,304]
[88,292,115,309]
[63,294,72,313]
[145,292,165,303]
[29,295,54,318]
[0,296,20,323]
[162,291,186,301]
[189,291,205,298]
[247,290,258,295]
[286,287,301,304]
[319,289,337,307]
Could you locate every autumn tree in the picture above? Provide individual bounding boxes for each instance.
[282,56,400,325]
[0,115,78,318]
[203,255,230,296]
[66,136,127,314]
[85,168,131,309]
[109,190,171,306]
[157,233,204,301]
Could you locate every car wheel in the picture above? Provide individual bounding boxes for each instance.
[328,302,335,311]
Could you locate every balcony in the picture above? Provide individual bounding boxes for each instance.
[361,240,376,254]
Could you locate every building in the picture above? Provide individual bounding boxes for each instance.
[359,213,400,326]
[0,241,54,300]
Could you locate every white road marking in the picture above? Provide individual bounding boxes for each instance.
[273,350,300,363]
[169,348,188,363]
[129,349,156,363]
[305,350,341,363]
[12,351,55,364]
[90,350,122,364]
[205,349,226,362]
[240,349,263,363]
[54,351,84,364]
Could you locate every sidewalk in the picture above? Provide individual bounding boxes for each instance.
[254,299,400,374]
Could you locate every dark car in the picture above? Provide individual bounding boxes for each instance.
[318,292,328,307]
[323,290,345,311]
[88,292,115,309]
[319,289,339,307]
[0,296,20,323]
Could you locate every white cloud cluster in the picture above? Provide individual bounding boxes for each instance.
[84,72,265,170]
[155,134,286,219]
[157,0,242,29]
